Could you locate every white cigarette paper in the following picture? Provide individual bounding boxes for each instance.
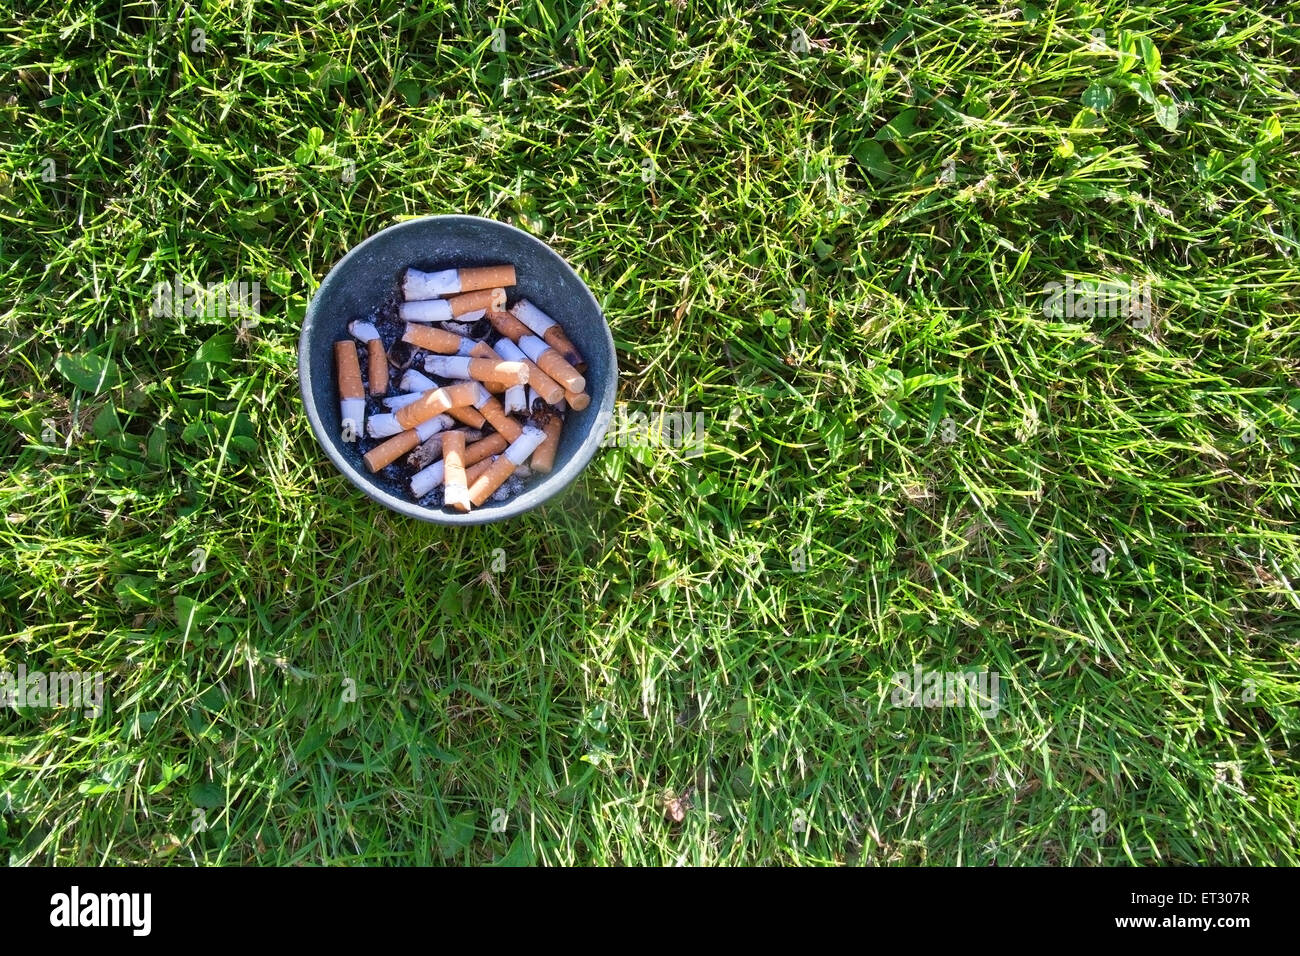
[400,299,454,323]
[517,335,554,365]
[511,299,557,337]
[348,321,380,342]
[414,414,454,441]
[410,460,446,497]
[341,398,366,430]
[400,369,438,392]
[506,425,548,465]
[424,355,475,380]
[503,384,526,414]
[403,268,460,300]
[366,413,405,438]
[384,390,429,410]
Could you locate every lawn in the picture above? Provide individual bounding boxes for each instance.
[1,0,1298,865]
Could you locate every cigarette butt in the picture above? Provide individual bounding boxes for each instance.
[364,428,420,472]
[446,287,504,318]
[467,426,547,506]
[367,341,388,395]
[335,341,365,436]
[448,406,487,428]
[531,416,562,473]
[469,341,499,359]
[493,336,565,405]
[472,359,528,385]
[403,267,460,300]
[402,323,463,354]
[520,335,585,393]
[393,380,480,430]
[411,438,501,497]
[399,299,453,322]
[365,413,403,438]
[544,326,585,371]
[512,299,585,369]
[563,388,591,411]
[503,383,527,415]
[464,431,508,466]
[400,369,438,392]
[424,355,529,386]
[467,455,518,507]
[458,265,516,293]
[407,427,483,470]
[366,411,451,440]
[410,461,444,498]
[442,431,471,511]
[486,308,532,342]
[465,454,497,485]
[335,341,364,399]
[384,390,428,411]
[478,395,523,442]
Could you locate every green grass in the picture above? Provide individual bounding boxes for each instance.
[2,0,1298,865]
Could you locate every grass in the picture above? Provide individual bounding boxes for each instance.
[1,0,1298,865]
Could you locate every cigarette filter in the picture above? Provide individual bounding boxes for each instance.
[478,392,523,442]
[447,406,487,429]
[465,455,498,485]
[457,265,516,293]
[512,299,585,369]
[393,380,480,430]
[335,341,365,437]
[400,298,454,323]
[563,388,591,411]
[442,431,471,511]
[492,336,565,405]
[347,321,389,396]
[530,415,563,473]
[362,412,454,472]
[485,308,533,343]
[446,287,505,318]
[517,335,585,393]
[424,355,530,386]
[464,431,509,466]
[403,265,516,300]
[402,323,463,354]
[467,425,547,506]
